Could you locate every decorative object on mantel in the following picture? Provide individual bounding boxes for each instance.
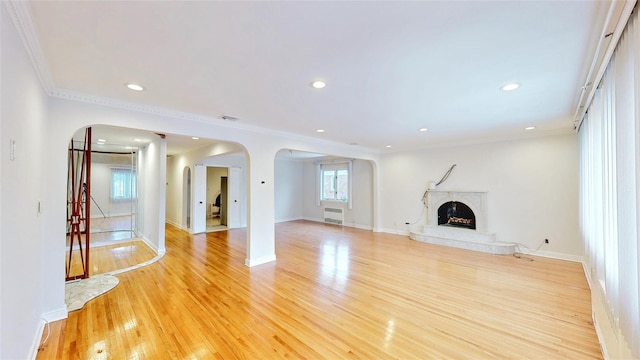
[422,164,457,206]
[411,190,515,255]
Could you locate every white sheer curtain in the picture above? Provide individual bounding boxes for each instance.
[579,7,639,358]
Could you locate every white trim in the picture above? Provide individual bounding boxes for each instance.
[140,234,165,255]
[3,1,55,92]
[42,307,69,323]
[379,227,410,236]
[275,216,304,223]
[582,261,610,360]
[29,319,46,360]
[31,308,70,359]
[165,219,186,230]
[515,248,584,263]
[49,87,381,155]
[581,260,635,360]
[245,254,276,267]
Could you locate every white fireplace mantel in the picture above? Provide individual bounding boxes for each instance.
[410,190,515,255]
[424,190,489,232]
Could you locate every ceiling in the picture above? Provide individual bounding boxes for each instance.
[28,1,612,153]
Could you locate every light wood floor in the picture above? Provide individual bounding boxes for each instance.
[66,240,157,276]
[38,221,602,359]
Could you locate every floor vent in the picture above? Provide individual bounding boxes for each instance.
[324,207,344,225]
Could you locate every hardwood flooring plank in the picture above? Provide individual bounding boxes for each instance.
[38,220,601,359]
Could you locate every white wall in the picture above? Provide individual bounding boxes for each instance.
[302,159,374,229]
[0,5,54,358]
[274,158,304,222]
[138,139,167,253]
[379,134,581,257]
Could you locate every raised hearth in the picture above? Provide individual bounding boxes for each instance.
[409,190,514,255]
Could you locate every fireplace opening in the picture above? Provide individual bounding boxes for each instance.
[437,201,476,230]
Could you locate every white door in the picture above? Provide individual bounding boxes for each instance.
[227,167,242,228]
[192,164,207,233]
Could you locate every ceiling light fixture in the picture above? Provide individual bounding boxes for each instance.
[97,139,106,143]
[385,145,392,148]
[134,138,142,142]
[525,126,536,130]
[125,83,145,91]
[419,128,428,132]
[316,129,325,133]
[501,83,520,91]
[310,80,326,89]
[192,137,199,140]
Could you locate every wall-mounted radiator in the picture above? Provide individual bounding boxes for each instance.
[323,207,344,225]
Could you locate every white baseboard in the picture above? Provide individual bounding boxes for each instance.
[165,219,185,230]
[29,319,46,360]
[275,216,303,223]
[516,248,584,263]
[42,307,68,323]
[140,235,165,255]
[581,261,634,360]
[30,307,68,359]
[378,227,410,235]
[245,254,276,267]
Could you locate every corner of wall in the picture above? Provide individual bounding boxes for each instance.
[27,319,46,360]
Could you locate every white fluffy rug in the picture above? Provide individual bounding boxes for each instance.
[65,274,119,312]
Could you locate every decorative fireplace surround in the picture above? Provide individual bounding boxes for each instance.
[409,190,515,255]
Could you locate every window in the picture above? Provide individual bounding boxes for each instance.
[321,166,349,201]
[111,168,137,201]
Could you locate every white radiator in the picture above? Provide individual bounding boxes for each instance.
[323,207,344,225]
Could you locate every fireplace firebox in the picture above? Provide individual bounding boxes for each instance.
[438,201,476,229]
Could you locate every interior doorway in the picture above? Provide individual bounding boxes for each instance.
[183,166,192,230]
[206,166,228,232]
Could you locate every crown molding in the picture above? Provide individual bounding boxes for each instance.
[3,1,55,93]
[49,87,380,156]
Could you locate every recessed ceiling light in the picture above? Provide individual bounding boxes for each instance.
[134,138,142,142]
[501,83,520,91]
[419,128,428,132]
[385,145,392,148]
[316,129,325,133]
[525,126,536,130]
[97,139,106,143]
[125,83,145,91]
[310,80,326,89]
[192,137,199,140]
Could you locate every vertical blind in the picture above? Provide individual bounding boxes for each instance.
[578,7,639,358]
